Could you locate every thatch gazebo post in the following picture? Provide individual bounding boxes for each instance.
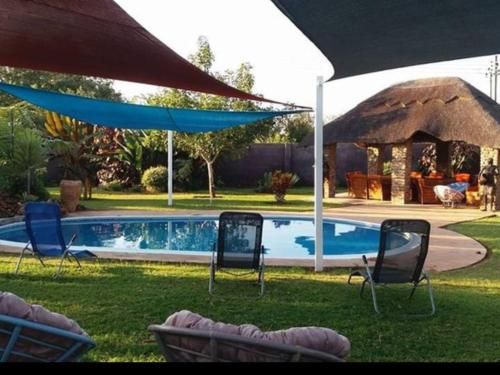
[436,141,453,177]
[367,145,385,175]
[391,140,413,204]
[325,143,337,197]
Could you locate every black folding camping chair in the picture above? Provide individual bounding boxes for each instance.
[209,212,265,296]
[348,219,436,316]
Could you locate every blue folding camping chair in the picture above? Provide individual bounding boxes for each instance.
[14,202,97,277]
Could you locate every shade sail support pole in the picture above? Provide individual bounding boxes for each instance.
[167,130,173,206]
[314,76,324,272]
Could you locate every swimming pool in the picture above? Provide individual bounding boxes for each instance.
[0,215,401,260]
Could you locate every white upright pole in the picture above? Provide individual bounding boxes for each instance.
[167,130,173,206]
[314,76,324,272]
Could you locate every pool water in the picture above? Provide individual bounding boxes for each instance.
[0,216,385,259]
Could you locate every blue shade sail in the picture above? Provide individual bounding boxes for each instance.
[0,82,305,132]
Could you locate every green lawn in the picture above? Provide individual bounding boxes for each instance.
[47,187,344,212]
[0,216,498,361]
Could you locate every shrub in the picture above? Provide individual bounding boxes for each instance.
[3,172,50,201]
[101,180,123,192]
[141,166,168,193]
[21,193,39,203]
[271,170,300,203]
[97,160,139,189]
[255,172,273,193]
[174,159,194,191]
[128,184,143,193]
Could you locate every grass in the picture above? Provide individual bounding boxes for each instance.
[0,216,498,362]
[47,187,345,213]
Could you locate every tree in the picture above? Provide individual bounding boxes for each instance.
[147,36,275,198]
[265,113,314,143]
[0,67,122,107]
[0,67,124,196]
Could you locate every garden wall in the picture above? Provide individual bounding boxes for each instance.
[46,143,429,188]
[217,143,429,188]
[216,143,368,187]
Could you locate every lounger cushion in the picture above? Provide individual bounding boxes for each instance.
[163,310,351,361]
[0,291,87,361]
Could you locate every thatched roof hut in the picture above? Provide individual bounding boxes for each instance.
[303,77,500,148]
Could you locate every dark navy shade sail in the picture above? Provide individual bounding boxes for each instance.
[0,82,305,133]
[272,0,500,80]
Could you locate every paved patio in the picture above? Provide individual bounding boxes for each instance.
[324,195,495,271]
[1,195,494,273]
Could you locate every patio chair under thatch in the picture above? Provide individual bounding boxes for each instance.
[349,173,368,199]
[345,171,363,197]
[433,185,465,208]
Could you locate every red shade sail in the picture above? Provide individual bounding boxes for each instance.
[0,0,294,106]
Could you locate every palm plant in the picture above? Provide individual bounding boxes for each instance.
[271,170,300,203]
[1,104,50,199]
[96,129,145,188]
[0,124,47,196]
[45,111,101,199]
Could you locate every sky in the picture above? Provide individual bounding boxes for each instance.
[114,0,497,119]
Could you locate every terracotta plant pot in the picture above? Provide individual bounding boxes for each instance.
[59,180,82,213]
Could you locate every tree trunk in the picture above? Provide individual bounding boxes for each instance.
[206,160,216,198]
[26,169,31,196]
[88,179,92,200]
[83,177,92,200]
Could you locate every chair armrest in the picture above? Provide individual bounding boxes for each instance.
[0,314,95,347]
[362,255,368,264]
[66,234,77,249]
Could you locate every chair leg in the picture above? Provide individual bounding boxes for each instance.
[54,252,69,278]
[360,278,367,297]
[347,271,354,285]
[362,259,380,314]
[209,261,215,294]
[425,276,436,316]
[409,281,418,299]
[258,265,265,297]
[409,273,436,316]
[368,280,381,314]
[72,254,82,270]
[36,255,46,267]
[14,247,27,275]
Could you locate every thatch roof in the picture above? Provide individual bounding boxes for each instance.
[303,77,500,148]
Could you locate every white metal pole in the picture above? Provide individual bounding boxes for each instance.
[314,76,324,272]
[167,130,173,206]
